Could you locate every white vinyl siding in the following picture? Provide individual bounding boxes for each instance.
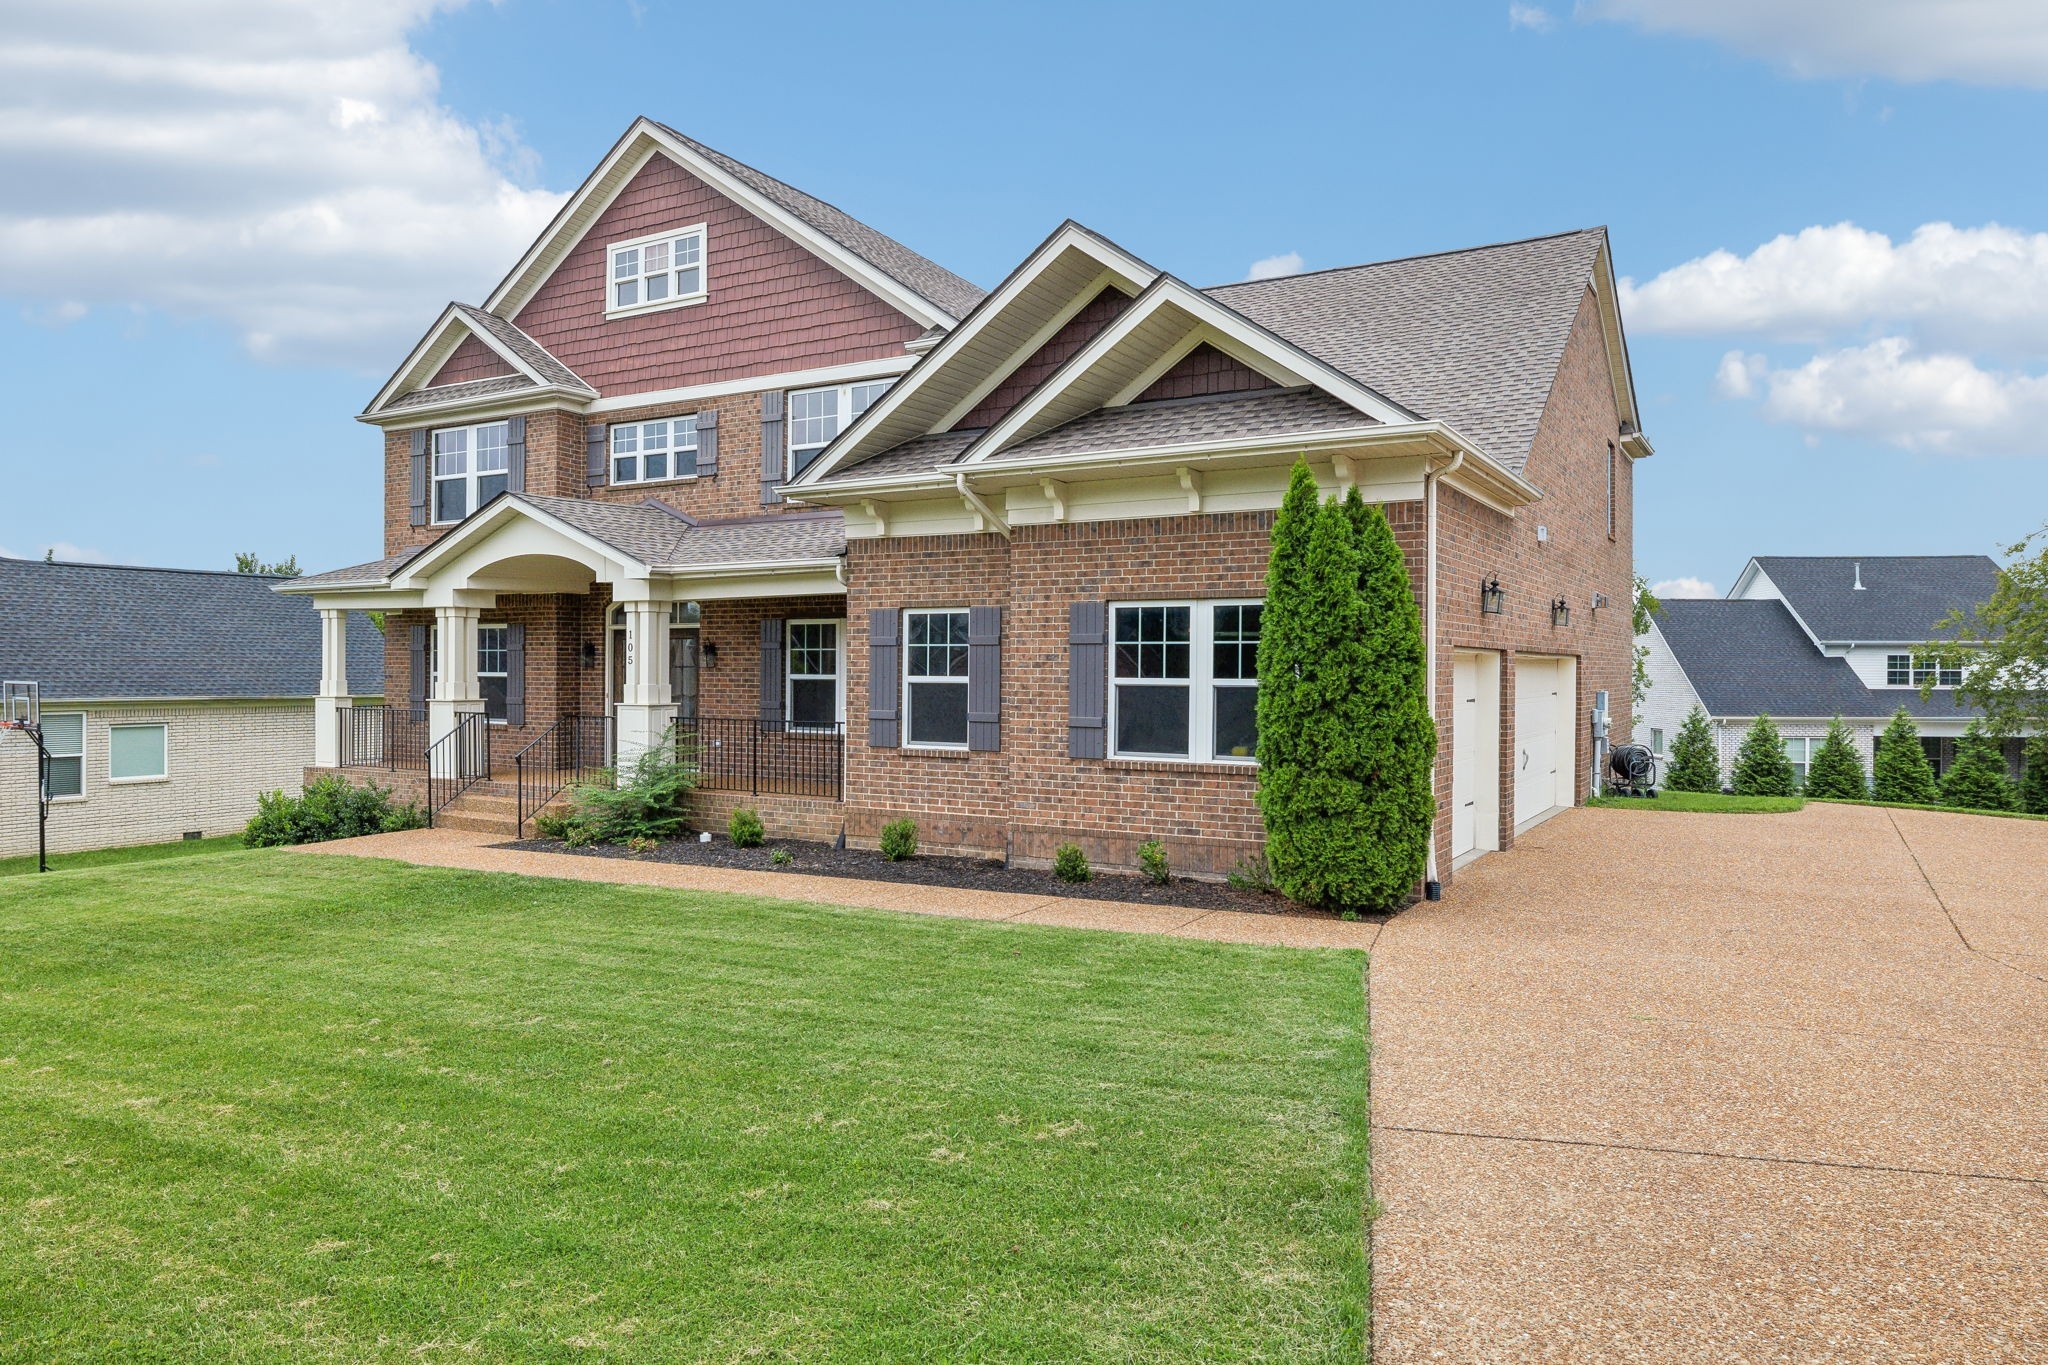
[607,225,707,317]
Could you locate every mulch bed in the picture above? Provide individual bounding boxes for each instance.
[497,832,1321,916]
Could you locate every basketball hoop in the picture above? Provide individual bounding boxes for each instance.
[1,679,36,730]
[2,681,49,871]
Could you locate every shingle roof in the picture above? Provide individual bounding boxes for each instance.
[410,494,846,572]
[0,558,384,702]
[652,122,986,321]
[450,304,592,392]
[293,554,413,589]
[1655,600,1979,721]
[384,374,537,412]
[993,388,1366,463]
[1206,228,1609,471]
[518,494,698,565]
[836,429,983,481]
[1752,556,2000,643]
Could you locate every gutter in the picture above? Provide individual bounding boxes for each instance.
[954,471,1011,537]
[1423,448,1463,900]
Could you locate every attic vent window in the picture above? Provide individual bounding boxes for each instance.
[608,225,707,318]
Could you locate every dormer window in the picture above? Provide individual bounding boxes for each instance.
[607,225,707,317]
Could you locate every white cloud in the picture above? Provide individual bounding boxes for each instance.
[1721,337,2048,455]
[1650,576,1718,599]
[1245,252,1306,282]
[1580,0,2048,87]
[1622,222,2048,357]
[0,0,567,369]
[1508,4,1555,32]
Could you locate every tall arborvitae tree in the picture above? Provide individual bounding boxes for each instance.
[1873,708,1940,805]
[1256,463,1436,912]
[1940,720,2018,812]
[1732,713,1798,796]
[1801,715,1868,800]
[1662,704,1721,792]
[2019,734,2048,815]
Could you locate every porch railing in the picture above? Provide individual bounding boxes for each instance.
[339,705,429,770]
[425,710,493,823]
[513,713,612,837]
[677,716,843,800]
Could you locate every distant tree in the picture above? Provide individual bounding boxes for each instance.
[1801,716,1868,800]
[1731,714,1798,796]
[1632,576,1662,710]
[1872,708,1940,806]
[2020,734,2048,816]
[1662,704,1721,793]
[235,552,301,577]
[1923,523,2048,737]
[1939,720,2017,812]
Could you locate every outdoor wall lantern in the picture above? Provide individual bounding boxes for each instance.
[1590,591,1610,616]
[1480,578,1506,615]
[702,642,719,668]
[579,642,598,669]
[1551,597,1571,628]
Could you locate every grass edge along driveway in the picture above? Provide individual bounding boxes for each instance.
[0,851,1369,1362]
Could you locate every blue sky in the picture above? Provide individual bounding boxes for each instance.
[4,0,2046,598]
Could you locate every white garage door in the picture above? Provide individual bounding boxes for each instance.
[1515,656,1574,828]
[1453,653,1481,859]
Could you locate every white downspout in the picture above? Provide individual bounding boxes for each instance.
[1424,449,1463,899]
[955,472,1010,538]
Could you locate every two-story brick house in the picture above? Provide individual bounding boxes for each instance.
[286,117,1650,888]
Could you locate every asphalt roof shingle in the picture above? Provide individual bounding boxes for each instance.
[384,374,537,412]
[995,388,1368,463]
[450,304,592,392]
[0,558,385,702]
[520,494,845,569]
[1656,599,1980,721]
[1753,556,2000,643]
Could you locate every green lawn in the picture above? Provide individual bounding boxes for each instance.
[0,852,1369,1361]
[1588,790,1805,814]
[0,832,243,877]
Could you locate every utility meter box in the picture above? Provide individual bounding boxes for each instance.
[1591,689,1610,740]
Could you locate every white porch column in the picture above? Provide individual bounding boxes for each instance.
[428,605,486,775]
[313,607,352,768]
[614,595,673,773]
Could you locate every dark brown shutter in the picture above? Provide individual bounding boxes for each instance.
[505,415,526,495]
[1067,601,1108,759]
[696,409,718,479]
[867,608,900,748]
[586,423,607,487]
[759,391,785,505]
[505,623,526,726]
[967,606,1002,752]
[408,623,429,708]
[758,616,786,728]
[409,431,429,526]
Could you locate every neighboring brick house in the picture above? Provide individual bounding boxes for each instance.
[0,558,383,858]
[287,117,1650,888]
[1638,555,2031,788]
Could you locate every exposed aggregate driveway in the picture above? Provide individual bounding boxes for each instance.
[1367,802,2048,1363]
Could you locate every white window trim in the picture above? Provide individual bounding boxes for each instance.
[42,711,86,802]
[901,608,971,752]
[430,420,511,526]
[786,380,894,481]
[477,623,509,725]
[786,618,847,731]
[605,223,709,320]
[107,721,170,785]
[1107,599,1261,766]
[1885,652,1963,688]
[609,415,702,486]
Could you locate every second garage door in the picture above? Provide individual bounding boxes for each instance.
[1514,655,1575,829]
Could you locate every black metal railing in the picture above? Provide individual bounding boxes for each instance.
[425,710,493,823]
[513,713,612,837]
[676,715,844,799]
[339,705,429,770]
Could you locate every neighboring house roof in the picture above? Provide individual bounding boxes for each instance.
[1655,599,1978,721]
[1206,228,1609,472]
[649,122,987,322]
[1749,555,2000,642]
[0,558,385,701]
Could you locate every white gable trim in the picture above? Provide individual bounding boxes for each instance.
[484,120,957,334]
[393,495,655,589]
[361,306,594,421]
[791,221,1160,486]
[1591,239,1647,449]
[931,268,1133,432]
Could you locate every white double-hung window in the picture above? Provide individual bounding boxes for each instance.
[787,380,892,478]
[786,620,844,730]
[109,723,168,783]
[903,609,971,748]
[611,416,699,484]
[477,626,509,722]
[1110,601,1262,762]
[431,421,509,524]
[42,712,84,799]
[1886,653,1962,688]
[608,225,706,316]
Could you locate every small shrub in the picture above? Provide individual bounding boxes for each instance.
[1731,714,1797,797]
[1136,839,1169,885]
[879,818,918,861]
[1227,853,1277,893]
[2021,735,2048,815]
[243,775,424,848]
[728,807,765,848]
[1873,708,1940,805]
[769,847,793,866]
[531,809,575,841]
[1052,843,1092,883]
[559,728,699,845]
[1802,716,1868,800]
[1663,705,1721,793]
[624,835,659,855]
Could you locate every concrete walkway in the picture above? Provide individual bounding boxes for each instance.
[1368,802,2048,1363]
[291,827,1378,950]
